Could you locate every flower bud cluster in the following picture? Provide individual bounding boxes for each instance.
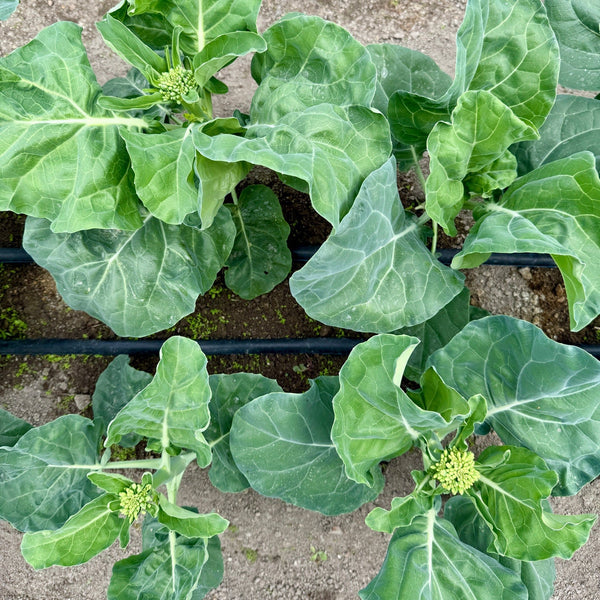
[430,447,480,495]
[118,482,155,522]
[157,66,196,102]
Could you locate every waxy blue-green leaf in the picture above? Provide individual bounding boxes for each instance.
[0,21,145,233]
[120,127,198,224]
[225,184,291,299]
[365,494,436,534]
[190,535,223,599]
[194,31,266,88]
[428,315,600,495]
[331,335,451,486]
[193,104,391,228]
[230,377,383,514]
[446,495,556,600]
[97,13,166,80]
[387,0,558,160]
[108,535,209,600]
[206,373,283,493]
[396,287,486,382]
[191,117,251,229]
[92,355,152,444]
[0,415,101,531]
[141,515,224,598]
[21,493,124,568]
[425,90,537,235]
[367,44,451,169]
[467,446,596,560]
[88,472,134,495]
[360,509,528,600]
[157,497,228,538]
[23,207,235,337]
[546,0,600,90]
[453,152,600,331]
[250,14,376,122]
[514,95,600,175]
[290,158,464,332]
[106,337,212,466]
[129,0,261,56]
[0,408,32,447]
[0,0,18,20]
[466,0,559,130]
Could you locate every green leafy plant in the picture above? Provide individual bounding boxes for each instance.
[227,315,599,598]
[0,337,288,598]
[2,0,600,598]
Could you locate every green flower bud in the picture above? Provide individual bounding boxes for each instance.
[118,482,155,523]
[157,66,197,102]
[430,447,480,495]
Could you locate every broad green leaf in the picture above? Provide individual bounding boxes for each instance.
[21,493,124,568]
[193,104,391,228]
[546,0,600,90]
[428,315,600,495]
[132,514,223,599]
[157,497,228,538]
[467,446,596,560]
[108,2,173,49]
[359,510,528,600]
[129,0,261,56]
[101,68,169,120]
[367,44,451,117]
[194,31,266,88]
[108,536,209,600]
[194,117,251,229]
[425,90,536,235]
[88,472,133,495]
[446,496,556,600]
[367,44,451,169]
[106,337,212,465]
[290,158,464,332]
[365,494,436,534]
[224,185,291,299]
[250,14,376,122]
[230,377,383,514]
[0,0,18,20]
[387,0,558,159]
[22,207,235,337]
[0,21,145,232]
[331,335,451,486]
[466,0,559,129]
[96,13,166,80]
[396,287,486,382]
[190,535,223,599]
[453,152,600,331]
[0,415,101,531]
[514,95,600,175]
[0,408,32,447]
[206,373,282,493]
[92,355,152,444]
[120,127,198,224]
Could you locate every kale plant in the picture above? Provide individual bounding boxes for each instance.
[1,0,600,598]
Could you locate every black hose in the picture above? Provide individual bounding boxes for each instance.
[0,246,558,267]
[1,337,598,359]
[0,337,364,356]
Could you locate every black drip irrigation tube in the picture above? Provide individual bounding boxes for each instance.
[0,246,559,267]
[1,244,598,359]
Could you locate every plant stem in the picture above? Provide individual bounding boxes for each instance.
[231,188,239,206]
[99,458,164,470]
[431,222,439,256]
[410,146,427,193]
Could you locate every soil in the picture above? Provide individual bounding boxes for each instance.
[0,1,599,599]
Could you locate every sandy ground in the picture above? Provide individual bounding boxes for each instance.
[0,1,598,599]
